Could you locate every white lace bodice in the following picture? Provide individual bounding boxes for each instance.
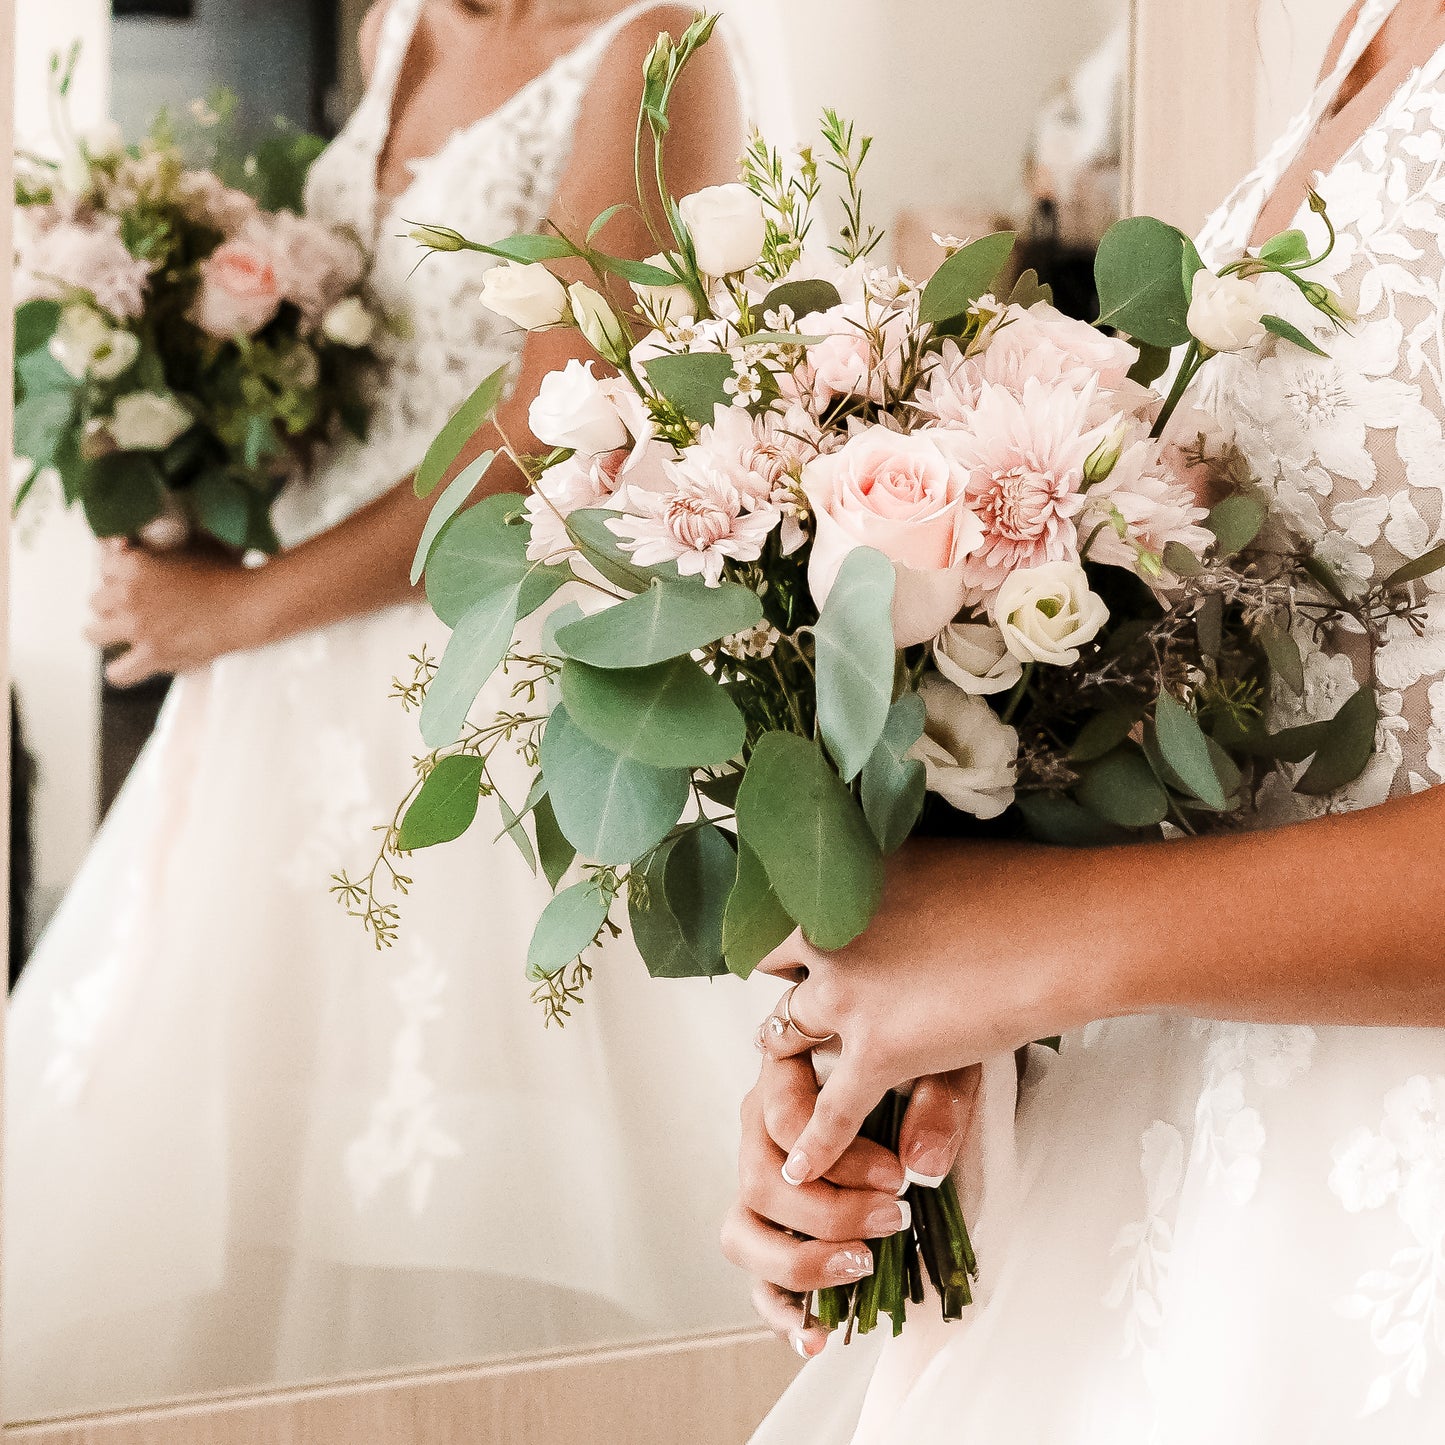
[1195,0,1445,814]
[274,0,677,546]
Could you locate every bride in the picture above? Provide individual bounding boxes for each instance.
[4,0,774,1418]
[733,0,1445,1439]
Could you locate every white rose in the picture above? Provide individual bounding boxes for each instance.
[567,282,632,363]
[630,252,694,322]
[678,183,767,277]
[994,560,1110,667]
[108,391,193,451]
[908,676,1018,820]
[933,620,1024,696]
[320,295,375,348]
[528,359,629,455]
[1187,269,1269,353]
[481,260,568,331]
[49,305,139,381]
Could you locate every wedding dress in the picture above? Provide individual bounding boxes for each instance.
[754,1,1445,1439]
[3,0,773,1419]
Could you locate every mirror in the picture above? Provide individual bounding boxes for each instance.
[5,0,1128,1425]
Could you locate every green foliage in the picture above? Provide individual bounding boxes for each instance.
[630,824,735,979]
[14,299,62,358]
[1094,217,1195,347]
[533,794,577,889]
[860,693,926,854]
[1257,619,1305,695]
[1383,542,1445,589]
[13,390,76,471]
[1070,703,1144,763]
[411,451,495,585]
[1007,268,1054,309]
[1153,691,1227,809]
[527,877,612,979]
[1262,314,1328,358]
[757,278,842,321]
[414,365,508,497]
[736,731,883,951]
[419,581,522,747]
[540,705,689,865]
[1259,229,1311,266]
[642,352,736,426]
[814,547,896,782]
[398,755,484,850]
[918,233,1017,327]
[564,507,677,592]
[1076,746,1170,828]
[81,452,165,537]
[1296,687,1378,796]
[1206,493,1267,556]
[553,577,763,669]
[722,840,794,978]
[1016,793,1132,846]
[560,656,745,769]
[425,490,566,628]
[1127,341,1173,388]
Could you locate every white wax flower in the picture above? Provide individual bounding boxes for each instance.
[479,260,568,331]
[108,391,193,452]
[528,359,629,455]
[321,296,375,348]
[678,183,767,277]
[908,675,1018,820]
[994,560,1110,667]
[1187,270,1269,353]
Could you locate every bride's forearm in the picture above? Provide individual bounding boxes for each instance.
[1094,786,1445,1029]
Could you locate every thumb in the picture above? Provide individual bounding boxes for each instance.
[778,1057,883,1188]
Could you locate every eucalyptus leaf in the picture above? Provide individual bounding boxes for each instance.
[1094,217,1194,347]
[411,450,496,585]
[541,601,585,653]
[1076,746,1170,828]
[526,878,611,979]
[14,299,62,356]
[560,656,745,768]
[757,278,843,320]
[860,693,926,854]
[496,791,538,873]
[1127,341,1173,387]
[189,468,251,548]
[629,824,735,979]
[1258,620,1305,695]
[1262,314,1329,358]
[13,390,76,471]
[1007,268,1053,309]
[814,547,896,782]
[540,704,689,865]
[564,507,677,592]
[553,577,762,669]
[81,452,164,538]
[414,365,507,497]
[1070,704,1144,764]
[1296,687,1378,796]
[533,793,577,889]
[697,769,744,810]
[919,232,1017,326]
[418,581,522,747]
[722,840,794,978]
[1162,541,1205,577]
[1207,493,1267,556]
[1383,542,1445,589]
[1016,792,1133,847]
[1154,691,1228,809]
[426,491,567,627]
[643,352,736,426]
[736,732,883,951]
[398,754,484,850]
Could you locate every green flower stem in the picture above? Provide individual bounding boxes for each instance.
[1151,341,1203,440]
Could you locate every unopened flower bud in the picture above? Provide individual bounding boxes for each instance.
[1083,422,1129,487]
[410,225,466,253]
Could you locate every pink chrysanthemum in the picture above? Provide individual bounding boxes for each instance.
[938,377,1108,597]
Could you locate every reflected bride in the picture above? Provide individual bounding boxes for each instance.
[4,0,773,1419]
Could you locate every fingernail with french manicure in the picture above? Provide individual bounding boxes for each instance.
[781,1150,810,1186]
[791,1332,816,1359]
[826,1247,874,1283]
[904,1134,961,1190]
[864,1199,911,1236]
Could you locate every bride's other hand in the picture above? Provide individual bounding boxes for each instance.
[721,1050,978,1358]
[756,837,1106,1186]
[86,539,266,686]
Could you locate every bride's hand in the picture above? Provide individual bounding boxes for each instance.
[86,540,268,686]
[756,836,1112,1186]
[722,1050,979,1358]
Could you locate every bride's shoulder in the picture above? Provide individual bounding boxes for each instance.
[1318,1,1370,83]
[358,0,397,83]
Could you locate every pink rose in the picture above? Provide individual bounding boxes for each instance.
[795,302,910,406]
[192,235,282,338]
[265,211,365,327]
[802,426,985,646]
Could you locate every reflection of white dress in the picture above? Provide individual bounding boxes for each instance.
[4,0,769,1419]
[756,3,1445,1441]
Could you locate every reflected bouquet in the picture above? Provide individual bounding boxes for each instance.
[338,14,1416,1338]
[12,52,381,552]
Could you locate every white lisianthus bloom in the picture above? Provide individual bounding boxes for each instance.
[320,295,375,348]
[479,260,568,331]
[528,359,629,455]
[908,675,1018,820]
[49,305,139,381]
[994,560,1109,667]
[933,620,1024,696]
[630,253,694,320]
[108,391,193,451]
[567,282,632,363]
[678,183,767,276]
[1187,269,1269,353]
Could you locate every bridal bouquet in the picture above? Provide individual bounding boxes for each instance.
[337,14,1415,1339]
[12,52,381,552]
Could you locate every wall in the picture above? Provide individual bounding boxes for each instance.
[1257,0,1355,149]
[12,0,110,941]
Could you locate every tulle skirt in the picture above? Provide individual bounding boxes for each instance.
[4,598,771,1420]
[753,1019,1445,1443]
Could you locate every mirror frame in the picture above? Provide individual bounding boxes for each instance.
[0,0,1260,1437]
